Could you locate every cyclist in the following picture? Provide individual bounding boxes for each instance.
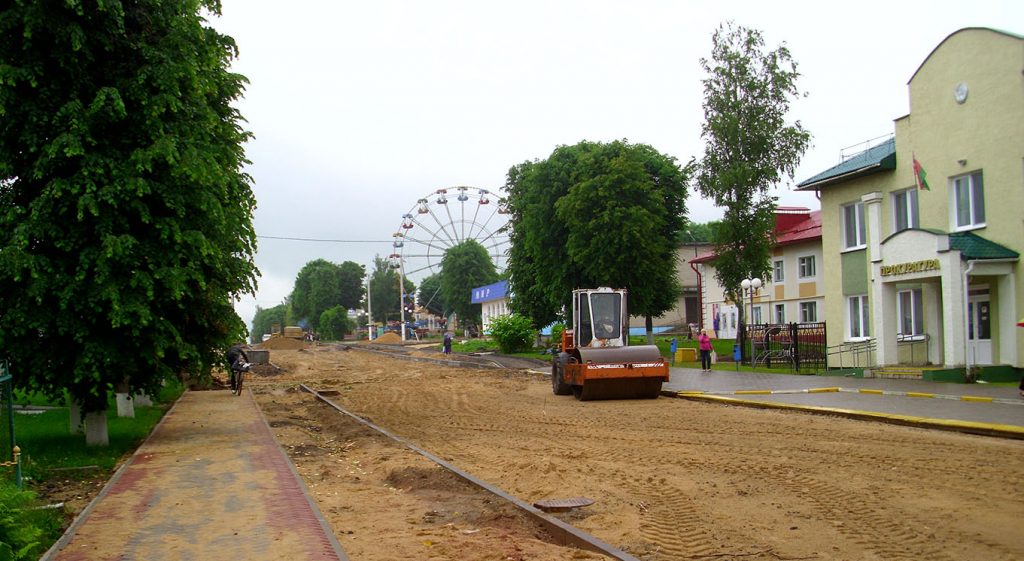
[226,343,251,393]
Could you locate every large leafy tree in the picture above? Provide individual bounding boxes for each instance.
[695,22,811,321]
[505,143,594,328]
[505,140,689,335]
[250,303,288,343]
[0,1,256,415]
[439,240,498,330]
[368,256,414,324]
[679,220,720,244]
[290,259,342,330]
[417,272,447,317]
[337,260,366,310]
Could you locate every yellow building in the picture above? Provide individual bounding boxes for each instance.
[797,28,1022,377]
[691,207,825,339]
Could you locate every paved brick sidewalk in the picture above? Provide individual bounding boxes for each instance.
[42,390,348,561]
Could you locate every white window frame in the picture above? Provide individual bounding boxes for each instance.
[951,171,985,231]
[842,201,866,250]
[847,294,870,340]
[798,255,816,279]
[774,303,785,324]
[773,259,785,283]
[897,289,924,337]
[799,301,817,323]
[891,187,919,233]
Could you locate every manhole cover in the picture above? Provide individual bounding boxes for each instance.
[533,497,595,512]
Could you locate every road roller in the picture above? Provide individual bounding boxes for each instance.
[551,287,669,400]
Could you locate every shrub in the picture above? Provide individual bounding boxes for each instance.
[319,306,351,341]
[0,482,61,560]
[488,314,536,354]
[549,323,566,348]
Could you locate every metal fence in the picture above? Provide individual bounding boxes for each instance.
[0,362,22,487]
[826,338,877,370]
[738,322,828,373]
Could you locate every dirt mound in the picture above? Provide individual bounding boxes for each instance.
[374,332,402,344]
[257,337,309,350]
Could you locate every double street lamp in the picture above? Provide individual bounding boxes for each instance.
[740,277,762,325]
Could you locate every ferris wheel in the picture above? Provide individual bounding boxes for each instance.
[388,186,510,278]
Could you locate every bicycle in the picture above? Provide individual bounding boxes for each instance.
[231,360,252,396]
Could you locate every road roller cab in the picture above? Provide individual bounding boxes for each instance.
[551,288,669,400]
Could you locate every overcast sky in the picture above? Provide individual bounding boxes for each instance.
[212,0,1023,330]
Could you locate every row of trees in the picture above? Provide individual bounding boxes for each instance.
[253,241,499,342]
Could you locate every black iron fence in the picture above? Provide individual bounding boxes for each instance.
[737,322,827,373]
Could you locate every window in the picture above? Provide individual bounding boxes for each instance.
[774,304,785,324]
[847,295,870,339]
[892,188,919,232]
[898,289,923,336]
[952,171,985,229]
[842,202,866,249]
[773,260,785,282]
[799,301,817,323]
[798,256,816,278]
[751,306,762,324]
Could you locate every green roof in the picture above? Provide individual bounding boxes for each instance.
[796,137,896,190]
[949,231,1019,260]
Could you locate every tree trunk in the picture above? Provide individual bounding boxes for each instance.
[116,393,135,418]
[85,411,109,447]
[115,382,134,418]
[134,393,153,407]
[645,315,655,345]
[69,401,83,435]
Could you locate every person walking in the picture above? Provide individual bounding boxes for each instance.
[698,330,713,372]
[443,331,453,355]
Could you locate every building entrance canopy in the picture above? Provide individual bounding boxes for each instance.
[872,229,1018,368]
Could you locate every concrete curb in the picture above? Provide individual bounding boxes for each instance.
[251,389,351,560]
[673,386,1024,405]
[666,391,1024,440]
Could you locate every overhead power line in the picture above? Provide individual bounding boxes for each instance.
[258,235,393,243]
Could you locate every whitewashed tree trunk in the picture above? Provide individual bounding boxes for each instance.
[134,393,153,407]
[85,411,109,447]
[115,393,135,418]
[115,381,134,418]
[69,401,83,435]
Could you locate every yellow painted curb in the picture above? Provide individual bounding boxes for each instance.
[859,389,884,395]
[906,392,935,398]
[676,391,705,396]
[735,390,772,395]
[808,387,840,393]
[672,394,1024,440]
[961,396,994,403]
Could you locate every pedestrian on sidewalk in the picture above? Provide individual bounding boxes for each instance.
[698,329,713,372]
[443,331,452,355]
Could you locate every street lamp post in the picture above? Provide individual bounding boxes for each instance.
[741,277,763,325]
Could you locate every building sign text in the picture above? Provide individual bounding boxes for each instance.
[880,259,940,277]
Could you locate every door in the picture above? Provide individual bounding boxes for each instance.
[968,295,992,365]
[716,305,738,339]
